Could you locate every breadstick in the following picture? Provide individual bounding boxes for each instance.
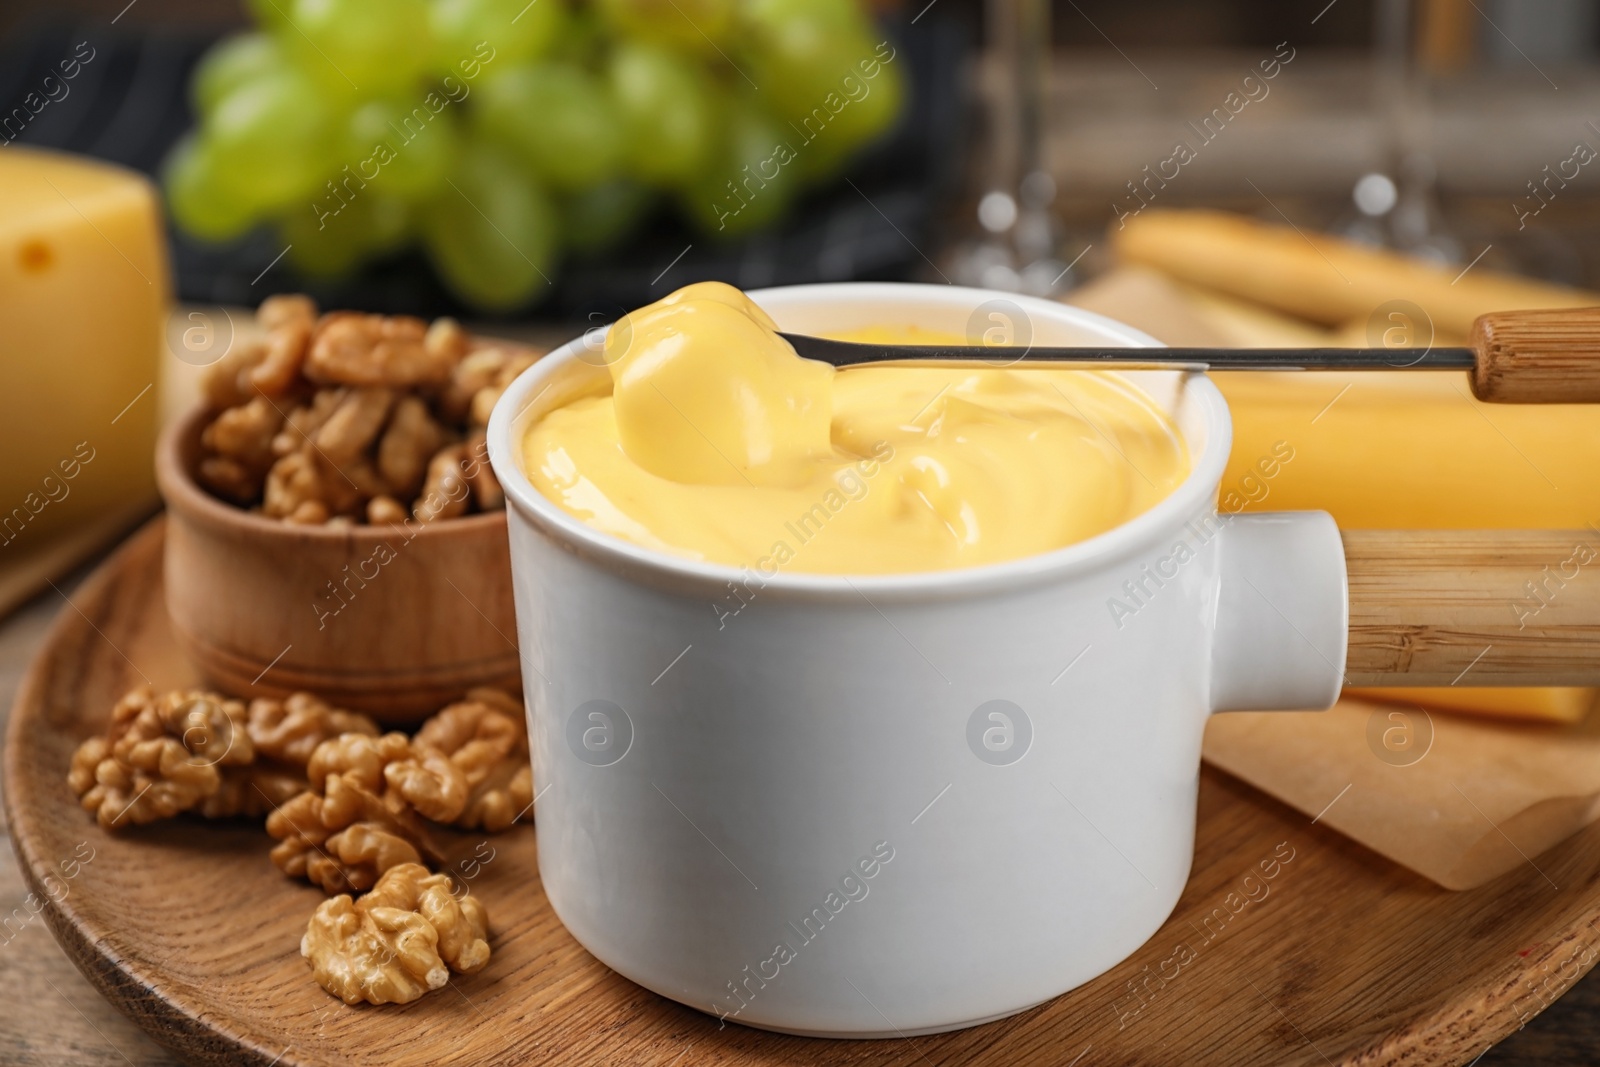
[1111,209,1600,336]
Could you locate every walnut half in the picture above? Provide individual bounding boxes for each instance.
[67,687,254,830]
[413,689,532,832]
[246,693,379,770]
[302,862,490,1005]
[269,733,444,894]
[305,312,459,389]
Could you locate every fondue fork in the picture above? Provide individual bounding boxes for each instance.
[778,306,1600,403]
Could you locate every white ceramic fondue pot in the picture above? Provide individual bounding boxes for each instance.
[486,284,1347,1037]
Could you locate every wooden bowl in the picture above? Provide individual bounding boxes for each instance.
[155,406,519,722]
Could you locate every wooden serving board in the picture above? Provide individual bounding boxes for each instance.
[7,518,1600,1067]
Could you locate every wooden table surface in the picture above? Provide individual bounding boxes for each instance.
[2,571,1597,1066]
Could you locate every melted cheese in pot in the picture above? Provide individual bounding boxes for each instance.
[522,282,1189,574]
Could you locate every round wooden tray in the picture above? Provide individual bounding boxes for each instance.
[7,518,1600,1067]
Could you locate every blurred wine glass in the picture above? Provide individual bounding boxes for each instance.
[951,0,1074,296]
[1340,0,1463,263]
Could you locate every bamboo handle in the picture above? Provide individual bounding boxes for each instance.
[1343,530,1600,685]
[1470,307,1600,403]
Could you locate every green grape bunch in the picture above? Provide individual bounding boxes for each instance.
[167,0,907,312]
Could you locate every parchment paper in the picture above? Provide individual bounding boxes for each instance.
[1204,698,1600,889]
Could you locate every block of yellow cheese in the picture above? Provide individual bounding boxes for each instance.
[0,149,168,556]
[1217,369,1599,530]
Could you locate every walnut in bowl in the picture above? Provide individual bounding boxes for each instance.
[191,295,536,527]
[156,297,542,721]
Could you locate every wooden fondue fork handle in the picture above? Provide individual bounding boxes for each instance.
[1470,307,1600,403]
[1343,529,1600,686]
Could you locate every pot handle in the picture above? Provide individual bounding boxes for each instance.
[1209,511,1348,714]
[1344,529,1600,686]
[1209,522,1600,711]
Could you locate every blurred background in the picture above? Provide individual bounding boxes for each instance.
[9,0,1600,322]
